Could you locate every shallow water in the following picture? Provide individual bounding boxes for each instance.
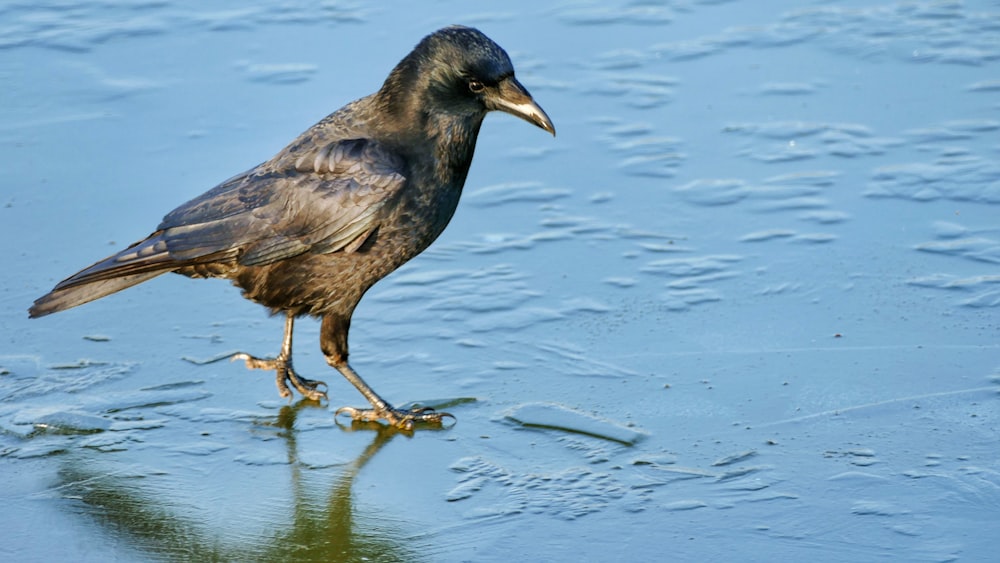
[2,1,999,561]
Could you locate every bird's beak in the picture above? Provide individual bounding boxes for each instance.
[488,77,555,136]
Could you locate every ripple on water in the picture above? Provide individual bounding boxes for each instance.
[758,81,819,96]
[465,181,571,207]
[428,283,538,314]
[466,307,563,332]
[649,3,1000,66]
[603,276,638,288]
[724,120,899,162]
[745,120,864,141]
[233,450,292,466]
[751,196,830,213]
[588,48,650,71]
[11,408,112,434]
[603,121,653,138]
[798,210,851,224]
[765,170,840,187]
[867,153,1000,204]
[237,62,317,85]
[642,254,743,277]
[78,432,132,452]
[0,3,364,52]
[651,37,725,61]
[596,119,686,177]
[851,500,906,516]
[740,229,796,243]
[636,241,687,253]
[555,4,674,26]
[664,500,708,511]
[0,355,136,402]
[532,340,638,379]
[674,171,841,210]
[673,179,751,206]
[915,236,1000,265]
[0,354,215,459]
[909,273,1000,308]
[903,119,1000,144]
[447,455,632,520]
[372,264,554,330]
[790,232,837,244]
[97,387,212,414]
[660,288,723,311]
[502,402,646,445]
[712,450,758,467]
[2,439,69,459]
[641,254,742,310]
[966,80,1000,93]
[629,453,788,512]
[726,119,860,140]
[422,209,616,257]
[585,73,677,109]
[375,257,614,334]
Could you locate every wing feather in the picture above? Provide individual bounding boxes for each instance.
[30,137,408,316]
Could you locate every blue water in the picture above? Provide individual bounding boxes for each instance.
[2,1,998,561]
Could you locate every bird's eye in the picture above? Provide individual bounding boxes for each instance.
[468,79,485,93]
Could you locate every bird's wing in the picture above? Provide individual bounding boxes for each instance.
[159,137,407,267]
[237,138,408,266]
[42,138,408,292]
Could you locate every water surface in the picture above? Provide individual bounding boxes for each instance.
[2,1,998,561]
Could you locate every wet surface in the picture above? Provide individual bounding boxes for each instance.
[2,1,999,561]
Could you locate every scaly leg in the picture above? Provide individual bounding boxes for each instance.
[321,313,452,430]
[332,361,452,430]
[231,312,327,401]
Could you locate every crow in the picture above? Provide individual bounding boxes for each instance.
[29,25,554,429]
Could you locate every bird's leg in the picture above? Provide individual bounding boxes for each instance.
[231,312,327,401]
[332,362,452,430]
[321,314,452,430]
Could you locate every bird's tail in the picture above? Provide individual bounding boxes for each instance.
[29,231,186,318]
[29,271,167,317]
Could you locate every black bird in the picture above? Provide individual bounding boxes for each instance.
[29,26,554,429]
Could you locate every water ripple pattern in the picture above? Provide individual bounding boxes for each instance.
[2,1,999,561]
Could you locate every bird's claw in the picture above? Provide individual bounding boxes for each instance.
[335,405,454,430]
[231,352,328,402]
[230,351,263,368]
[286,376,328,402]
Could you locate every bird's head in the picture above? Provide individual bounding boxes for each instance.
[381,26,555,136]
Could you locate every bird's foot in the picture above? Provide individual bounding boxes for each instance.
[230,352,328,401]
[335,404,454,430]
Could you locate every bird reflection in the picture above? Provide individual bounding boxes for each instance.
[258,402,428,561]
[56,401,438,561]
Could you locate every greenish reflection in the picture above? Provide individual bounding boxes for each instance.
[56,402,435,562]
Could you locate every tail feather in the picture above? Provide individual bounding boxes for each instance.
[29,271,167,318]
[28,230,235,318]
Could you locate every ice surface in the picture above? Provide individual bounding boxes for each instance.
[2,1,998,561]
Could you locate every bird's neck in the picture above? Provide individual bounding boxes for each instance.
[425,112,483,187]
[374,88,484,187]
